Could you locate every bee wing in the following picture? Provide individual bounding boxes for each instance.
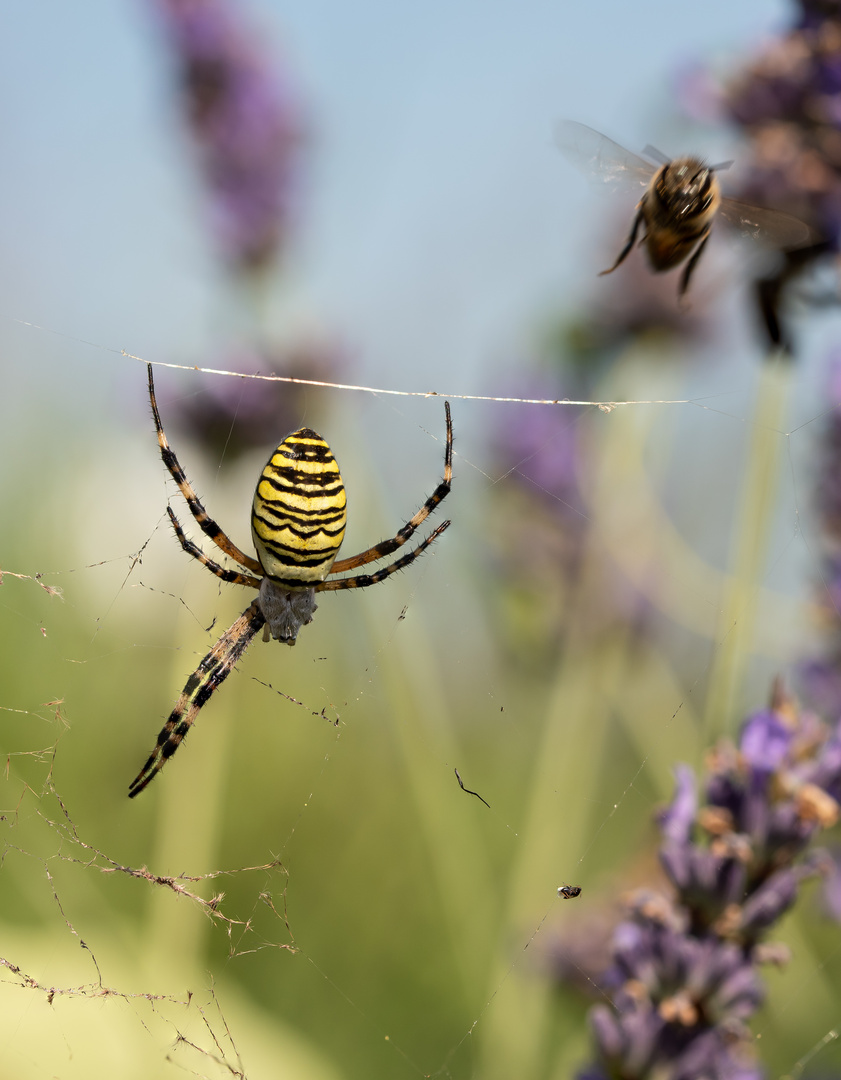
[644,146,734,172]
[718,198,821,250]
[641,143,671,167]
[555,120,656,192]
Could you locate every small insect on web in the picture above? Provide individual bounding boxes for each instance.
[128,364,453,797]
[557,884,582,900]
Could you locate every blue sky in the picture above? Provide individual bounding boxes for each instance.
[0,0,792,405]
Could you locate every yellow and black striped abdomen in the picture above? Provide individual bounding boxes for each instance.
[251,428,347,587]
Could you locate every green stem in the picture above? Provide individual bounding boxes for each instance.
[703,354,791,741]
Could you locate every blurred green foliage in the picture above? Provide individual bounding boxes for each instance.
[1,352,841,1080]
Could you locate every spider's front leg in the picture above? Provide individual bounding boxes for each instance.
[147,363,263,575]
[128,599,265,797]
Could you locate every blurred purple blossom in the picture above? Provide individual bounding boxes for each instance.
[166,340,346,460]
[495,381,584,508]
[724,14,841,247]
[485,377,590,665]
[153,0,303,272]
[487,360,654,665]
[659,764,697,845]
[718,1,841,350]
[559,681,840,1079]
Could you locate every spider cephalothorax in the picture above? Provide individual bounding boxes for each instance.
[129,365,452,797]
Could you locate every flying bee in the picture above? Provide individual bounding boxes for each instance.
[556,120,817,299]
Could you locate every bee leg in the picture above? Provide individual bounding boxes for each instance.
[599,207,644,277]
[678,226,711,301]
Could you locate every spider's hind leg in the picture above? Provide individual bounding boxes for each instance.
[128,599,265,797]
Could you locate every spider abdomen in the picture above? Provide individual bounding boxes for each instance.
[251,428,348,586]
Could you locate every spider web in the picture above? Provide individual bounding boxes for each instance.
[3,316,841,1080]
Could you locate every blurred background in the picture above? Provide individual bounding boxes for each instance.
[4,0,841,1077]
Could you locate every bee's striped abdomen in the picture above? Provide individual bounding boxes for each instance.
[251,428,347,587]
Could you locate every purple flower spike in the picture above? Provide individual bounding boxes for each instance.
[659,844,746,925]
[707,958,765,1021]
[719,3,841,351]
[740,709,793,773]
[659,765,697,845]
[740,865,819,937]
[153,0,303,272]
[588,1003,661,1076]
[671,1030,762,1080]
[809,732,841,804]
[167,342,346,461]
[588,1005,625,1062]
[571,681,838,1079]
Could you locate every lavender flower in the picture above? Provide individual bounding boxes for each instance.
[153,0,302,272]
[720,0,841,351]
[486,371,595,665]
[493,377,584,510]
[724,5,841,243]
[166,341,346,461]
[575,681,838,1079]
[487,356,654,665]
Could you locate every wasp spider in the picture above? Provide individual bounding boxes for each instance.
[129,364,452,797]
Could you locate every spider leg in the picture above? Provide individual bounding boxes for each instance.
[128,599,265,797]
[166,507,262,588]
[330,401,452,573]
[147,363,262,574]
[316,520,450,592]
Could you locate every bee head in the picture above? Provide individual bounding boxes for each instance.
[656,157,718,218]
